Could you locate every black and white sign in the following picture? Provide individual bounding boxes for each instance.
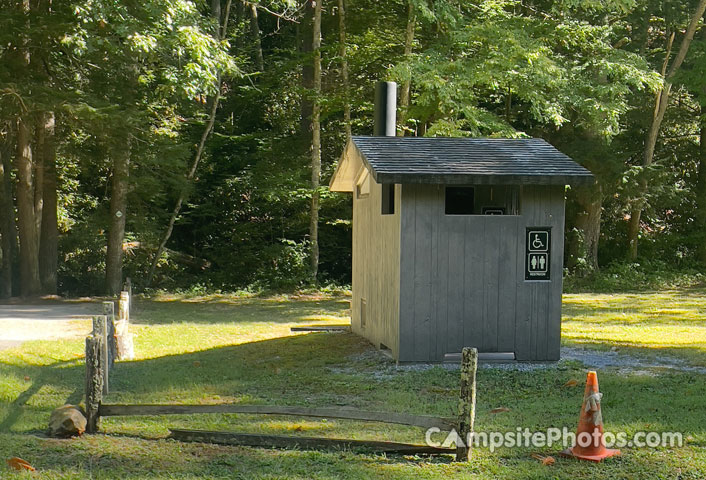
[525,228,551,280]
[482,206,506,215]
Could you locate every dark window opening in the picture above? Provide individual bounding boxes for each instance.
[445,187,475,215]
[445,185,521,215]
[382,184,395,215]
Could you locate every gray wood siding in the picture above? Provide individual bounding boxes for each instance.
[351,172,402,358]
[398,184,565,362]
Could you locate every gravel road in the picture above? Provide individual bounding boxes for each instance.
[0,303,97,351]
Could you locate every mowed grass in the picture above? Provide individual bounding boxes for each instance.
[563,290,706,365]
[0,289,705,479]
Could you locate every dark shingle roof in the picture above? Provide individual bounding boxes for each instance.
[351,136,594,186]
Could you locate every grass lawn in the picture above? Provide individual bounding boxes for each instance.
[0,289,705,479]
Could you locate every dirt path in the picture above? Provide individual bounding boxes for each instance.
[0,303,98,351]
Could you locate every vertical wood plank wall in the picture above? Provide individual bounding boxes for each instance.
[398,184,565,362]
[352,175,402,357]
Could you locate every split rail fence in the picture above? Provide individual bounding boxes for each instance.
[85,280,133,433]
[85,290,478,461]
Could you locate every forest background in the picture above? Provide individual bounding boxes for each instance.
[1,0,705,297]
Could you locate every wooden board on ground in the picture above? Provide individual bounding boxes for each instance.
[169,429,455,455]
[290,325,350,332]
[98,404,455,430]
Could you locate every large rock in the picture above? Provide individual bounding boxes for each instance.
[48,405,87,438]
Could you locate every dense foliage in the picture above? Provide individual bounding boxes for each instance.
[0,0,705,296]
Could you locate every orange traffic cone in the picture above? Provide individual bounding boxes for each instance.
[560,370,621,462]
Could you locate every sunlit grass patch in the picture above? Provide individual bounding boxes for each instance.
[562,291,706,364]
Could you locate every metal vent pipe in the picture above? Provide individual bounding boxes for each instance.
[374,81,397,137]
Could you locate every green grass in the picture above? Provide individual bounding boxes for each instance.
[563,290,706,366]
[1,289,705,479]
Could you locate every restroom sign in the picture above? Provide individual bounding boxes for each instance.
[526,228,551,280]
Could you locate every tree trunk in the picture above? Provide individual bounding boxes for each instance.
[627,0,706,259]
[309,0,322,281]
[38,112,57,294]
[249,3,264,71]
[212,0,222,26]
[575,185,602,272]
[33,120,44,246]
[0,138,15,298]
[696,121,706,264]
[300,1,315,138]
[398,1,415,136]
[15,117,41,297]
[105,137,130,295]
[338,0,351,140]
[626,204,642,261]
[13,0,40,297]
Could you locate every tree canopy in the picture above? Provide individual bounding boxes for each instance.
[0,0,705,296]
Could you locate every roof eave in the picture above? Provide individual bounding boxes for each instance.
[329,141,366,192]
[374,173,595,186]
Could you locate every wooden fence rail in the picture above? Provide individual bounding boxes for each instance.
[98,404,456,430]
[85,301,478,461]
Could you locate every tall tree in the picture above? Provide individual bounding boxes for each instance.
[0,130,15,298]
[338,0,351,140]
[37,112,57,293]
[12,0,41,296]
[300,1,315,137]
[105,135,130,295]
[309,0,322,280]
[249,2,265,71]
[15,115,40,296]
[626,0,706,259]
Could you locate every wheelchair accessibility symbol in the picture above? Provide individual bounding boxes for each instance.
[528,231,549,252]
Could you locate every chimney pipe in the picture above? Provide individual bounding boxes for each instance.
[374,81,397,137]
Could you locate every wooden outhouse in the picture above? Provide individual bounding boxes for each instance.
[330,135,594,362]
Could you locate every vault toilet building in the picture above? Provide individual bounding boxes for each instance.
[330,82,594,362]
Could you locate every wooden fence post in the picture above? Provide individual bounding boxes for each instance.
[456,347,478,462]
[85,335,103,433]
[92,316,109,395]
[118,291,130,323]
[115,290,135,360]
[125,277,132,313]
[102,301,116,368]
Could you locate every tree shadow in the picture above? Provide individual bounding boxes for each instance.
[13,432,459,479]
[0,356,85,432]
[1,330,704,471]
[132,297,350,325]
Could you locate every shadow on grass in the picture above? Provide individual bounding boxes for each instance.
[132,298,351,326]
[2,432,464,479]
[1,330,705,474]
[0,356,85,433]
